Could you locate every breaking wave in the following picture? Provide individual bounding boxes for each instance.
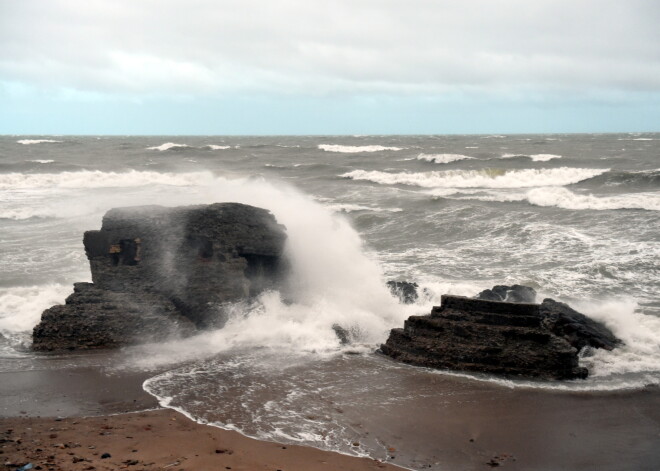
[146,142,190,151]
[318,144,403,153]
[16,139,62,145]
[147,143,234,151]
[501,153,562,162]
[417,153,474,164]
[441,187,660,211]
[341,167,608,189]
[582,169,660,189]
[0,170,212,190]
[26,160,55,164]
[526,188,660,211]
[0,284,71,345]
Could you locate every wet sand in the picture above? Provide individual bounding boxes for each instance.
[1,408,402,471]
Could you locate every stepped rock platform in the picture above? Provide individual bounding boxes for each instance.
[33,203,287,351]
[381,294,619,380]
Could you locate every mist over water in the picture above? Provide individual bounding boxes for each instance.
[1,133,659,466]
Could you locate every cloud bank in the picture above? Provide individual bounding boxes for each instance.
[1,0,659,133]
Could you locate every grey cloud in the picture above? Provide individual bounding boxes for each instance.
[1,0,659,97]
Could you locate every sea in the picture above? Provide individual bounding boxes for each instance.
[0,134,659,468]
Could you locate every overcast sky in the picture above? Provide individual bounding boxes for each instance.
[1,0,659,134]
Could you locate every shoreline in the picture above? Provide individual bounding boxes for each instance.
[2,359,660,470]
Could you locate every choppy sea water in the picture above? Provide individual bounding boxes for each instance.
[1,134,659,468]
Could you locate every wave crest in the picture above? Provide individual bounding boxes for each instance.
[319,144,403,153]
[16,139,62,145]
[501,153,562,162]
[417,153,474,164]
[341,167,608,189]
[0,170,212,190]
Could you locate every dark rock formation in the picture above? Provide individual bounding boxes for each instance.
[387,281,419,304]
[476,284,537,304]
[33,203,287,351]
[540,298,620,351]
[476,284,620,351]
[381,294,620,380]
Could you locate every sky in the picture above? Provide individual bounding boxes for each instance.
[1,0,659,135]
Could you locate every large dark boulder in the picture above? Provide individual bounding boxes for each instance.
[32,203,287,351]
[381,294,620,380]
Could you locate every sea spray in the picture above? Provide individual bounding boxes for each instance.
[0,284,72,348]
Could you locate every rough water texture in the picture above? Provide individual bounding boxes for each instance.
[32,203,287,350]
[381,296,618,379]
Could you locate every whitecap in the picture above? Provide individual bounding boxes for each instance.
[26,160,55,164]
[0,170,212,190]
[525,187,660,211]
[16,139,62,145]
[147,142,190,151]
[501,153,562,161]
[206,145,232,150]
[342,167,608,189]
[417,153,474,164]
[435,187,660,211]
[318,144,403,153]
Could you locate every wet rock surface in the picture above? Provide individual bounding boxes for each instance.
[476,284,537,304]
[33,203,287,351]
[381,294,620,380]
[386,281,419,304]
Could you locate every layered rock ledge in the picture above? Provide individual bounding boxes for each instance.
[33,203,286,351]
[381,294,620,380]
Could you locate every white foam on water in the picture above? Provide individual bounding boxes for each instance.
[0,170,213,190]
[206,145,233,150]
[26,160,55,164]
[16,139,62,145]
[318,144,403,153]
[146,142,190,151]
[343,167,608,189]
[446,187,660,211]
[501,153,562,161]
[0,284,71,346]
[324,203,403,214]
[526,187,660,211]
[417,153,474,164]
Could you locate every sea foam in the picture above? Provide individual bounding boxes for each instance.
[318,144,403,153]
[501,153,562,161]
[16,139,62,145]
[0,284,71,336]
[147,142,191,151]
[417,153,474,164]
[444,187,660,211]
[0,170,212,190]
[342,167,608,189]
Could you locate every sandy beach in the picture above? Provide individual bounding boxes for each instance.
[1,408,404,471]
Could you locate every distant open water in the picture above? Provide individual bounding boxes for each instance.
[0,134,659,467]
